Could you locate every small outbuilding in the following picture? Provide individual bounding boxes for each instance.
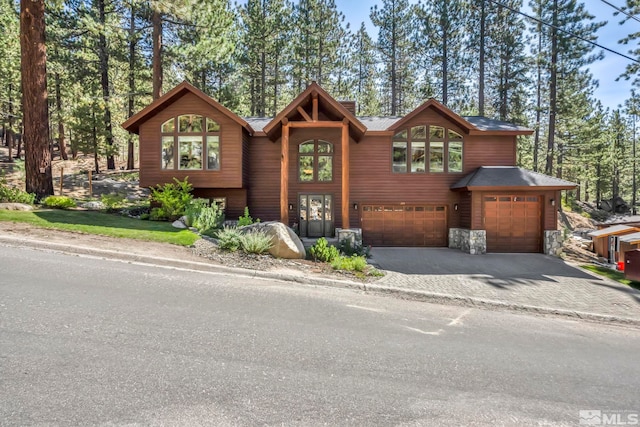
[588,225,640,263]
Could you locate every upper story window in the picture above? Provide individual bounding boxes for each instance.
[393,125,463,173]
[299,140,333,182]
[161,114,220,171]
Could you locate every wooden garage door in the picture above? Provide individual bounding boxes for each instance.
[362,205,447,247]
[484,195,542,253]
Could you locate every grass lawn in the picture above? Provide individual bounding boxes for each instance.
[0,209,199,246]
[582,265,640,291]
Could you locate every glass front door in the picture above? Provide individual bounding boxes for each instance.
[299,194,333,238]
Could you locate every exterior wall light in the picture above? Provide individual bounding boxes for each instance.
[550,199,555,206]
[454,204,459,211]
[353,203,358,210]
[289,203,294,211]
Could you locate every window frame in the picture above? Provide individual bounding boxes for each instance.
[391,125,464,174]
[297,139,334,183]
[160,115,221,171]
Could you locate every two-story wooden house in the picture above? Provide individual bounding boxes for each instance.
[122,81,575,254]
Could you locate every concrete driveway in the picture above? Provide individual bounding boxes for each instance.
[370,247,640,323]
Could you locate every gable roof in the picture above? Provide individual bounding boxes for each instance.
[451,166,577,191]
[618,231,640,244]
[388,98,478,134]
[588,225,639,238]
[121,81,253,135]
[262,82,367,141]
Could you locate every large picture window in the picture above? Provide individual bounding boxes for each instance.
[298,140,333,182]
[392,125,463,173]
[161,115,220,171]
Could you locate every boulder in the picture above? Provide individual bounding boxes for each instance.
[81,201,106,210]
[172,217,187,229]
[241,221,306,259]
[0,203,34,211]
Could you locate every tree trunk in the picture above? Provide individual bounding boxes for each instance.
[20,0,53,199]
[7,83,14,162]
[127,0,136,170]
[478,0,485,116]
[545,0,558,176]
[54,71,68,160]
[92,110,100,174]
[152,9,162,100]
[441,8,448,105]
[97,0,115,170]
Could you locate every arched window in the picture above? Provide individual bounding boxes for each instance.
[298,139,333,182]
[161,114,220,171]
[392,125,463,173]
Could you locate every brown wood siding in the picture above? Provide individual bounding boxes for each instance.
[138,91,243,189]
[458,192,472,229]
[247,135,281,222]
[242,130,251,188]
[192,188,247,219]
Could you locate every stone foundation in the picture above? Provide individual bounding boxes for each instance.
[336,228,363,249]
[449,228,486,255]
[544,230,563,257]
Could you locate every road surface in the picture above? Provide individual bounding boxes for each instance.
[1,245,639,426]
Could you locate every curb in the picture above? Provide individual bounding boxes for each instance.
[1,235,639,328]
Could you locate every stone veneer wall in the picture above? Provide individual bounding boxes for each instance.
[336,228,363,248]
[544,230,563,257]
[449,228,487,255]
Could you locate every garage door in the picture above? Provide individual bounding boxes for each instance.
[361,205,447,247]
[484,195,541,252]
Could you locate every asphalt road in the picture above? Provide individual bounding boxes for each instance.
[1,245,639,426]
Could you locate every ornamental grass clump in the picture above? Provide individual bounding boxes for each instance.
[216,226,242,252]
[239,230,273,254]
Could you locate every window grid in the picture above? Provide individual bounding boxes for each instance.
[160,115,220,171]
[392,125,463,174]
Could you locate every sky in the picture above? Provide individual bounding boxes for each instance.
[334,0,638,111]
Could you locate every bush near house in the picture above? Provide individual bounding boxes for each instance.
[150,177,193,221]
[238,207,259,226]
[41,196,76,209]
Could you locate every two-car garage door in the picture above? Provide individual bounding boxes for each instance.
[361,205,447,247]
[484,195,542,252]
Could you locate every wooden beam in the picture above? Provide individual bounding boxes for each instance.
[289,121,344,129]
[280,122,289,225]
[312,92,318,121]
[296,106,312,122]
[341,119,350,229]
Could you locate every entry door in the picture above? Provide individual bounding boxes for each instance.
[299,194,333,238]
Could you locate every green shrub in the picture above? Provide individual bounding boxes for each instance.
[101,193,126,210]
[216,226,242,252]
[149,207,167,221]
[331,255,367,272]
[309,237,340,262]
[338,239,371,258]
[195,205,224,233]
[41,195,76,209]
[240,230,273,254]
[238,206,259,226]
[0,175,36,204]
[184,199,209,227]
[150,177,193,221]
[185,199,224,233]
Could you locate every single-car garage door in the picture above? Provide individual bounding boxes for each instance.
[484,195,541,252]
[362,205,447,246]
